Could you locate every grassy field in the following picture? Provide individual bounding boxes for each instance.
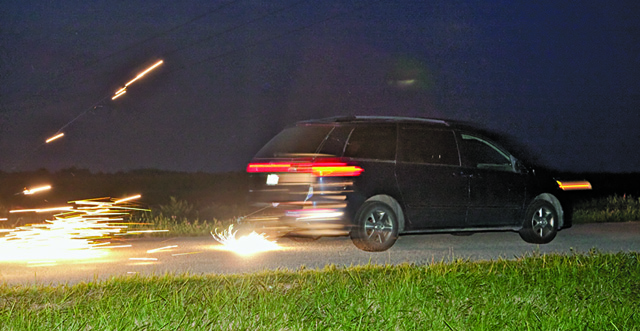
[1,252,638,330]
[573,195,640,224]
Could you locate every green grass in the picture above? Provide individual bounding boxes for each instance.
[573,195,640,223]
[1,252,638,330]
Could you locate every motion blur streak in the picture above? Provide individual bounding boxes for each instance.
[111,60,163,99]
[0,195,158,264]
[557,180,592,191]
[23,185,52,195]
[45,133,64,143]
[212,224,281,256]
[111,90,126,100]
[147,245,178,253]
[124,60,163,87]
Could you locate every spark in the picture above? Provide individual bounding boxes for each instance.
[171,251,202,256]
[0,195,161,264]
[115,194,142,204]
[45,133,64,143]
[129,257,158,261]
[23,185,52,195]
[125,60,163,87]
[112,89,126,100]
[212,225,281,256]
[10,206,74,213]
[111,60,164,99]
[147,245,178,253]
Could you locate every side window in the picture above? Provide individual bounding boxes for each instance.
[344,126,396,161]
[398,127,459,166]
[460,134,513,171]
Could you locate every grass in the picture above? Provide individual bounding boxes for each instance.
[0,251,638,330]
[572,195,640,224]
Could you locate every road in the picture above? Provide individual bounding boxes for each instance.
[1,222,639,286]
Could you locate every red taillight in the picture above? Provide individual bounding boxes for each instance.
[247,161,363,177]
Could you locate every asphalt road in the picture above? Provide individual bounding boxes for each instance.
[1,222,639,286]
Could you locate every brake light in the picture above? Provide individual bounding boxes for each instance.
[247,161,363,177]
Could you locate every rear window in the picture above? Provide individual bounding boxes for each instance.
[254,125,333,158]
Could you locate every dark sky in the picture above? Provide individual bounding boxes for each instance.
[1,1,639,174]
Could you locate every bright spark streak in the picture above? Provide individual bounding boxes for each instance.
[10,206,73,213]
[124,60,163,87]
[147,245,178,253]
[0,196,158,264]
[23,185,52,195]
[115,194,142,204]
[112,89,126,100]
[45,133,64,143]
[212,225,281,256]
[171,251,202,256]
[129,257,158,261]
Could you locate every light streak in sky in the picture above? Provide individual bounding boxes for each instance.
[45,133,64,143]
[22,185,52,195]
[111,60,163,100]
[0,195,163,264]
[125,60,163,87]
[212,224,281,256]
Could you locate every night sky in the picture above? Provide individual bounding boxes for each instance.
[1,1,639,174]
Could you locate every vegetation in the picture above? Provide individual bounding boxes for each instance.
[0,252,638,330]
[573,195,640,223]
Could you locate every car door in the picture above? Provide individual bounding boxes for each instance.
[457,132,526,227]
[395,126,468,230]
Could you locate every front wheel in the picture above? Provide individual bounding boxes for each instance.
[350,201,399,252]
[519,200,558,244]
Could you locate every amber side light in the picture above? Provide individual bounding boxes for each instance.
[556,180,592,191]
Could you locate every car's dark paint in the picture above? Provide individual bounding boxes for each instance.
[247,116,573,251]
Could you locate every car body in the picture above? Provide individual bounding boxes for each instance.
[244,116,588,251]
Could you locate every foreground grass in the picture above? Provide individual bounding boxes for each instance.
[1,252,638,330]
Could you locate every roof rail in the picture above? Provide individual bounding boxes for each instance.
[301,115,449,126]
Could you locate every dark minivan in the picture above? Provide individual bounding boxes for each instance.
[245,116,588,252]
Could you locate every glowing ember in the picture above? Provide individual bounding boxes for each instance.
[212,225,281,256]
[0,195,159,264]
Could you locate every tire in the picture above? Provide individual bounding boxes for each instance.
[519,200,558,244]
[350,201,399,252]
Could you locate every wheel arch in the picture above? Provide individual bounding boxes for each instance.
[530,193,564,229]
[364,194,406,233]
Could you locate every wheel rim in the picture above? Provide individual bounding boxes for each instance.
[363,208,394,243]
[531,206,555,238]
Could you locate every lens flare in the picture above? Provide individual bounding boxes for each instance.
[212,225,281,256]
[0,195,162,264]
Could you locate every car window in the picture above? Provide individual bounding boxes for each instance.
[317,126,352,156]
[343,125,396,161]
[398,127,459,166]
[460,133,513,171]
[254,125,333,158]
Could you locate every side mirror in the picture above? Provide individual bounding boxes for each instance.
[512,157,529,174]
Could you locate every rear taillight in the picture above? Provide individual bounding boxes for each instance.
[247,161,363,177]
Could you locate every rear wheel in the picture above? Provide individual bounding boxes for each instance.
[350,201,399,252]
[519,200,558,244]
